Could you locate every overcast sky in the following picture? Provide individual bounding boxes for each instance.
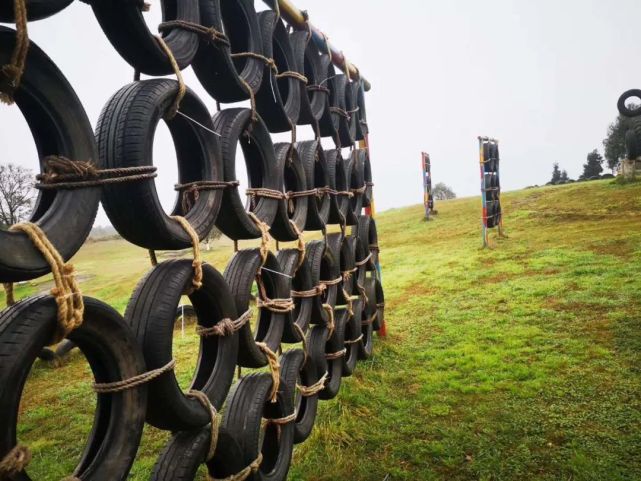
[1,0,640,226]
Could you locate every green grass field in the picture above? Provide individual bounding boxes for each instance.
[7,179,641,481]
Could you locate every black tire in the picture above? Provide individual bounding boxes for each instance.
[150,426,246,481]
[325,148,350,225]
[342,298,362,377]
[373,277,385,332]
[625,118,641,159]
[194,0,265,103]
[54,338,76,358]
[355,80,368,138]
[255,12,301,132]
[276,249,312,344]
[97,79,222,250]
[0,28,99,282]
[317,53,338,139]
[618,89,641,118]
[0,296,147,481]
[125,260,239,430]
[298,140,330,230]
[270,143,308,242]
[362,149,373,207]
[291,31,325,126]
[222,373,294,481]
[89,0,199,75]
[303,238,327,325]
[326,232,354,302]
[358,277,376,360]
[356,215,379,270]
[176,304,197,322]
[319,308,346,400]
[0,0,73,21]
[213,108,280,240]
[348,150,366,221]
[307,240,338,314]
[351,234,368,298]
[346,80,359,143]
[224,249,287,368]
[37,346,56,361]
[331,75,354,148]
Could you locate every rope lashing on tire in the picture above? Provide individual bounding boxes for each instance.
[306,84,330,95]
[362,311,377,326]
[196,309,252,337]
[354,252,372,267]
[330,106,350,119]
[319,276,342,287]
[350,185,367,195]
[322,303,335,337]
[245,187,286,200]
[35,156,158,190]
[292,323,308,364]
[0,0,29,105]
[157,20,230,48]
[210,453,263,481]
[286,188,318,199]
[231,52,278,73]
[288,219,306,269]
[154,35,186,120]
[291,283,326,298]
[92,359,176,393]
[340,287,354,316]
[247,211,271,266]
[356,282,369,304]
[275,71,308,84]
[325,348,346,360]
[238,76,258,123]
[256,296,295,314]
[10,222,83,343]
[185,389,220,461]
[296,371,328,397]
[344,333,364,345]
[170,216,203,293]
[255,342,280,403]
[263,411,296,426]
[3,282,15,307]
[0,444,31,477]
[176,180,240,212]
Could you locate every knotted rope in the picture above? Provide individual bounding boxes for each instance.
[196,309,252,337]
[256,296,295,314]
[0,444,31,477]
[319,276,342,287]
[275,71,308,84]
[186,390,220,461]
[231,52,277,73]
[322,303,335,338]
[247,212,271,266]
[0,0,29,105]
[325,348,346,360]
[255,342,280,403]
[288,220,305,270]
[245,188,286,200]
[93,359,175,393]
[170,216,202,293]
[176,180,239,212]
[154,35,186,119]
[10,222,83,343]
[297,371,328,397]
[291,284,326,298]
[158,20,230,47]
[210,453,263,481]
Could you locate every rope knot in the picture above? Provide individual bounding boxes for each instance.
[0,444,32,475]
[256,342,280,403]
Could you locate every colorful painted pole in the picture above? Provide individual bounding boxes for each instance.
[478,137,489,248]
[422,152,432,220]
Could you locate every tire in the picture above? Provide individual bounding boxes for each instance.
[617,89,641,118]
[373,277,385,332]
[0,27,99,282]
[362,149,373,207]
[625,118,641,159]
[317,53,338,139]
[342,298,362,377]
[213,108,280,240]
[97,79,222,250]
[358,277,376,360]
[194,0,265,103]
[298,140,330,230]
[303,238,327,325]
[276,249,312,344]
[270,143,308,242]
[350,234,368,298]
[54,338,76,358]
[348,150,366,221]
[0,296,147,481]
[319,307,346,400]
[125,260,238,430]
[356,215,379,270]
[331,75,354,148]
[325,149,350,225]
[150,426,246,481]
[222,373,294,481]
[291,31,325,126]
[89,0,199,75]
[355,80,368,138]
[0,0,73,21]
[175,304,197,323]
[307,240,339,313]
[224,249,287,368]
[255,12,301,132]
[326,232,354,302]
[345,80,359,143]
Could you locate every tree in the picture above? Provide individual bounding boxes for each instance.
[0,164,34,228]
[203,227,223,251]
[550,162,562,184]
[432,182,456,200]
[603,107,637,173]
[580,149,604,180]
[560,170,570,182]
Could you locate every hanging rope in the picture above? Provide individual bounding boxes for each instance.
[93,359,175,393]
[247,211,271,266]
[0,0,29,105]
[256,342,280,403]
[275,71,308,84]
[297,371,328,397]
[288,219,305,270]
[354,252,372,267]
[196,309,252,337]
[10,222,83,343]
[186,390,220,461]
[322,303,335,337]
[175,180,239,212]
[210,453,263,481]
[319,276,342,287]
[3,282,15,307]
[170,216,203,293]
[154,35,186,120]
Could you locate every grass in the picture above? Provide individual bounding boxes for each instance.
[6,179,641,481]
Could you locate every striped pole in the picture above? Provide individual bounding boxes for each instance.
[478,137,489,248]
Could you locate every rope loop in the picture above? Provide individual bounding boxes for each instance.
[231,52,277,73]
[93,359,175,393]
[196,309,252,337]
[154,35,186,120]
[275,71,308,84]
[291,283,326,298]
[255,342,280,403]
[292,323,308,364]
[186,390,220,461]
[325,348,346,360]
[246,188,286,200]
[288,219,305,270]
[170,216,203,292]
[256,296,295,314]
[344,333,364,345]
[0,0,29,105]
[297,371,328,397]
[354,252,372,267]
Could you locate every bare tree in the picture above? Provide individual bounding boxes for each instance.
[0,164,34,228]
[432,182,456,200]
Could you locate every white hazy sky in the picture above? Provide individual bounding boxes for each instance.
[1,0,640,226]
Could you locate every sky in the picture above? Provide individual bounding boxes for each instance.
[1,0,640,226]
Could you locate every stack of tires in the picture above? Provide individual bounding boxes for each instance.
[0,1,384,480]
[482,141,501,228]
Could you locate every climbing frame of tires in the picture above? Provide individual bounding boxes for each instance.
[0,0,385,480]
[478,136,504,247]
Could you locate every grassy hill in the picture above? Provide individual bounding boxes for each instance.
[6,179,641,481]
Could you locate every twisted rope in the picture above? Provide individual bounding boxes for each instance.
[0,445,31,476]
[286,188,318,199]
[10,222,83,343]
[186,390,220,461]
[231,52,277,72]
[210,453,263,481]
[257,296,295,314]
[288,219,306,270]
[322,303,335,338]
[291,284,326,298]
[297,371,328,397]
[354,252,372,267]
[158,20,230,47]
[344,333,364,345]
[3,282,15,306]
[247,212,271,266]
[320,276,342,287]
[154,35,186,119]
[275,71,308,84]
[246,187,286,200]
[196,309,252,337]
[93,359,175,393]
[325,348,346,360]
[264,411,296,426]
[341,287,354,316]
[0,0,28,105]
[170,216,203,293]
[176,180,240,212]
[292,323,308,364]
[356,282,369,304]
[256,342,280,403]
[350,185,367,195]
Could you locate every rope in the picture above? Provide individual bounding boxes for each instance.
[330,106,350,119]
[286,188,318,198]
[170,216,203,293]
[158,20,230,47]
[341,287,354,316]
[247,212,271,266]
[255,342,280,403]
[245,187,286,200]
[210,453,263,481]
[176,180,240,212]
[320,276,342,287]
[288,219,305,270]
[186,390,220,461]
[10,222,83,343]
[154,35,186,119]
[264,411,296,426]
[256,296,295,314]
[196,309,252,337]
[356,282,369,304]
[362,311,378,326]
[292,323,308,364]
[291,284,326,298]
[231,52,277,73]
[93,359,175,393]
[35,157,157,189]
[344,333,364,345]
[0,0,29,105]
[322,303,335,338]
[307,84,330,95]
[377,303,385,308]
[297,371,327,397]
[0,444,31,476]
[325,348,346,360]
[238,77,258,123]
[354,252,372,267]
[350,185,367,195]
[275,71,308,84]
[3,282,15,306]
[149,249,158,266]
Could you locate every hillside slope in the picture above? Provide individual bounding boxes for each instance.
[6,180,641,481]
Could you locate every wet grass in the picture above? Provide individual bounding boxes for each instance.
[5,179,641,480]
